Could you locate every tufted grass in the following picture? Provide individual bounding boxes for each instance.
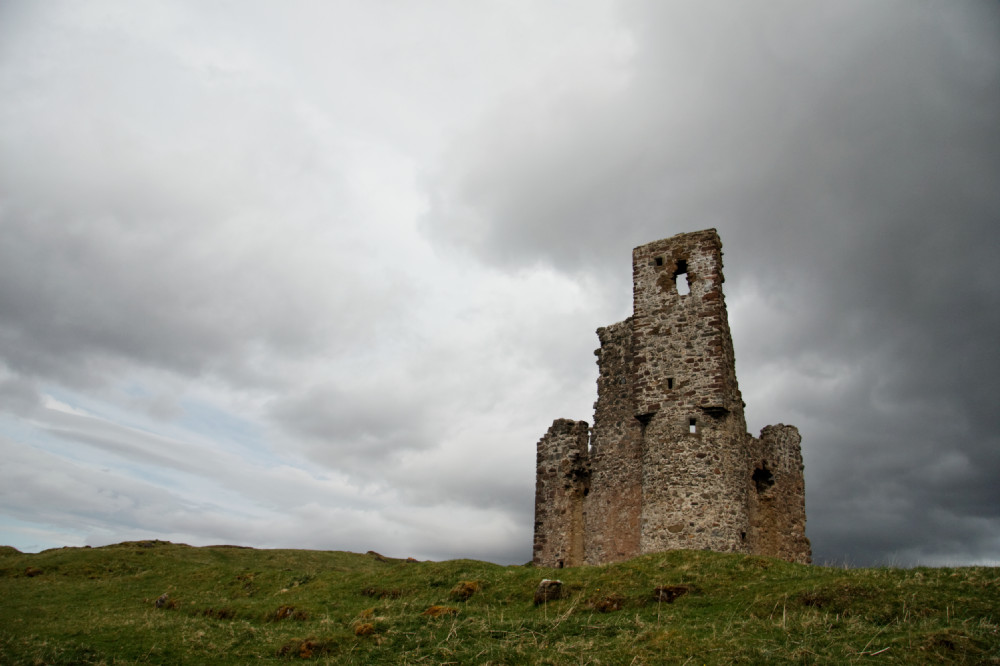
[1,541,998,664]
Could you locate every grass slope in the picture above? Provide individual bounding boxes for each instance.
[1,541,997,664]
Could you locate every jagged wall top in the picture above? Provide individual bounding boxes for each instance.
[631,229,743,423]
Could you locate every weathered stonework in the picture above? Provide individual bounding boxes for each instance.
[533,229,811,567]
[532,419,589,568]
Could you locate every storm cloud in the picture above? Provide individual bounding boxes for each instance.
[1,1,998,565]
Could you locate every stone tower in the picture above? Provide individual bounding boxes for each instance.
[532,229,810,567]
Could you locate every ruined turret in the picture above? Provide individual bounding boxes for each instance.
[532,230,810,566]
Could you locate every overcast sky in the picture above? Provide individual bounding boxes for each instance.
[1,1,998,566]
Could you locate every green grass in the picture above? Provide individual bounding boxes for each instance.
[1,541,997,664]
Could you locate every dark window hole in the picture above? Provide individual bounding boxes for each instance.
[752,466,775,493]
[636,412,655,436]
[636,413,654,426]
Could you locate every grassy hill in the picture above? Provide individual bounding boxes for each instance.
[1,541,997,664]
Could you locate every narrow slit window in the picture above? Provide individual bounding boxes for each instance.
[689,418,697,434]
[667,377,674,389]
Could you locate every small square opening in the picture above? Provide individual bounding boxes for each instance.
[654,256,664,267]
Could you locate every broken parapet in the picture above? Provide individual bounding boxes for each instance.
[532,419,589,568]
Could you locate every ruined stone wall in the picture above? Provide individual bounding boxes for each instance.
[532,419,589,568]
[746,425,811,563]
[532,229,810,568]
[638,414,754,554]
[630,230,744,422]
[631,231,753,554]
[583,319,642,565]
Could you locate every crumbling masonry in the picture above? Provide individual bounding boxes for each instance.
[533,230,811,567]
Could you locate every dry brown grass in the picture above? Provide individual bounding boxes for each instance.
[360,586,402,599]
[422,605,459,618]
[652,584,690,603]
[268,605,308,622]
[448,580,481,601]
[201,607,236,620]
[588,593,625,612]
[353,623,375,636]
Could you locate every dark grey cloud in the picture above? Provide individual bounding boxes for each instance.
[427,2,1000,274]
[425,0,1000,565]
[2,1,996,566]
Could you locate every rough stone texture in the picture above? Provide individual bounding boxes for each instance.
[532,419,589,568]
[584,319,643,565]
[533,579,563,605]
[748,424,811,562]
[533,229,811,567]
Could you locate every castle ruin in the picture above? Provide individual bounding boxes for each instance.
[533,229,811,567]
